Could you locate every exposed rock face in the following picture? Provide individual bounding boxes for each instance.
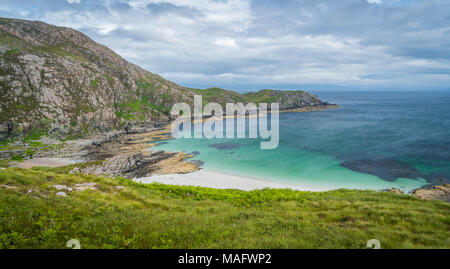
[0,17,334,141]
[67,125,199,179]
[73,151,176,178]
[0,17,193,140]
[413,184,450,202]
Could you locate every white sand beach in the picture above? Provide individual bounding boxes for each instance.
[135,170,328,191]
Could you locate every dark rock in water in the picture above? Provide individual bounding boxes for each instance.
[425,174,450,185]
[340,158,449,185]
[156,142,168,146]
[384,188,404,194]
[406,140,450,163]
[190,160,204,167]
[340,158,422,182]
[208,143,243,150]
[186,151,200,156]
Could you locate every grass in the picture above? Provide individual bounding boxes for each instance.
[190,87,247,106]
[0,160,12,168]
[114,97,169,120]
[90,79,99,88]
[23,129,47,142]
[0,167,449,249]
[189,88,312,107]
[0,133,67,161]
[5,49,18,55]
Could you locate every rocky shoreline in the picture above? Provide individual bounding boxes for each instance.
[4,123,199,179]
[277,104,340,113]
[2,118,448,202]
[72,124,199,178]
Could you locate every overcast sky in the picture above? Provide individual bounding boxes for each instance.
[1,0,449,91]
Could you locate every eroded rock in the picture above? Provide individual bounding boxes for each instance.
[413,184,450,202]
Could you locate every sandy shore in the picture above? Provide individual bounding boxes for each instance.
[135,170,327,191]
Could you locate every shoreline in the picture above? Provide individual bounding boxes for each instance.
[135,169,328,192]
[4,105,447,201]
[189,104,340,123]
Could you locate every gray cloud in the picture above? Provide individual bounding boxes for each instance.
[145,2,202,17]
[0,0,449,91]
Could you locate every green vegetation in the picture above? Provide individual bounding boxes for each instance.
[190,87,246,105]
[0,30,84,63]
[5,49,18,55]
[33,43,87,63]
[90,79,99,88]
[105,75,114,86]
[115,96,169,120]
[243,89,279,104]
[137,79,159,93]
[0,167,448,249]
[0,159,12,168]
[0,31,31,51]
[0,132,66,161]
[189,88,311,107]
[23,129,47,142]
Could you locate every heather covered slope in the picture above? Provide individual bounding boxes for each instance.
[0,167,448,249]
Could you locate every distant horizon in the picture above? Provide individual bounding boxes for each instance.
[179,83,450,93]
[1,0,449,91]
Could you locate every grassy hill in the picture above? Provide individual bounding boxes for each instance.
[0,166,448,249]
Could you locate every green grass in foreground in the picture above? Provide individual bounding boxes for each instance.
[0,167,449,249]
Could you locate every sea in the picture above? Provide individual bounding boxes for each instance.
[153,91,450,192]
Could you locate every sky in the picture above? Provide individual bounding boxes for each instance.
[1,0,449,92]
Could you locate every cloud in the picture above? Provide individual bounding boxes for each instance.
[367,0,381,4]
[1,0,449,91]
[67,0,81,4]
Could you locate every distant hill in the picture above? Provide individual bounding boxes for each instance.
[0,17,332,140]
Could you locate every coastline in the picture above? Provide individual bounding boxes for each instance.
[189,104,340,123]
[3,117,448,201]
[277,104,339,113]
[6,106,338,192]
[5,104,447,201]
[138,105,340,191]
[135,169,328,192]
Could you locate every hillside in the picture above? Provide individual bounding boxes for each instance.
[0,17,333,141]
[0,17,193,141]
[0,166,448,249]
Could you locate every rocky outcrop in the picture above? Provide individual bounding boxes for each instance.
[68,125,198,179]
[413,184,450,202]
[72,151,176,178]
[243,89,332,110]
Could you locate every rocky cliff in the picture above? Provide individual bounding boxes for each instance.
[0,17,334,141]
[0,17,195,140]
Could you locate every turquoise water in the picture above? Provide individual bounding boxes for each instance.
[154,91,450,192]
